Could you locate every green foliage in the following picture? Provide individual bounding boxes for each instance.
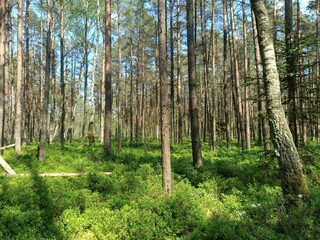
[0,140,319,239]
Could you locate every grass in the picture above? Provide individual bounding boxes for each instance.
[0,139,319,239]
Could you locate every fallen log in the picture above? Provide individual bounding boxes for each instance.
[0,144,15,151]
[0,172,112,177]
[0,156,16,175]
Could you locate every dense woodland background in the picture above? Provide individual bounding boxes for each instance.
[0,0,320,239]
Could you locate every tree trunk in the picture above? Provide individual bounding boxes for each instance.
[285,0,298,147]
[129,38,133,142]
[158,0,172,194]
[0,0,4,150]
[230,0,245,151]
[3,0,11,146]
[104,0,112,156]
[251,0,309,200]
[38,0,52,161]
[210,0,216,151]
[117,0,122,152]
[177,0,183,144]
[187,0,203,168]
[223,0,231,150]
[49,2,56,144]
[60,0,66,149]
[82,13,89,141]
[200,0,208,143]
[242,0,251,150]
[24,0,31,142]
[15,0,23,154]
[169,0,175,144]
[252,9,270,153]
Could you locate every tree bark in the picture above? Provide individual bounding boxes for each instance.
[251,0,309,200]
[0,0,4,150]
[60,0,66,149]
[252,9,270,153]
[285,0,298,147]
[177,0,183,144]
[158,0,172,194]
[210,0,216,151]
[200,0,208,143]
[38,0,52,161]
[187,0,203,168]
[104,0,112,156]
[223,0,231,150]
[230,0,245,151]
[15,0,23,154]
[24,0,32,142]
[242,0,251,150]
[117,0,122,152]
[169,0,175,144]
[129,38,133,142]
[82,12,89,141]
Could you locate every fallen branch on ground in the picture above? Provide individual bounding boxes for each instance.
[0,156,16,175]
[0,172,112,177]
[0,144,15,151]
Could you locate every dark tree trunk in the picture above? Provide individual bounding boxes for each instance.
[38,0,52,160]
[187,0,203,168]
[104,0,112,156]
[0,0,4,150]
[223,0,231,150]
[285,0,298,147]
[177,0,183,144]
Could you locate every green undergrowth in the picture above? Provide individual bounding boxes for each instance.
[0,139,320,239]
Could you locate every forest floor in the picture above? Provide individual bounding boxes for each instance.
[0,139,320,239]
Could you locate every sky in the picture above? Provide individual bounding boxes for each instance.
[300,0,310,11]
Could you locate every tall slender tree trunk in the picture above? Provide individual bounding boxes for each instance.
[38,0,52,160]
[0,0,4,150]
[49,2,56,144]
[129,38,133,142]
[104,0,112,156]
[25,0,31,142]
[230,0,245,151]
[251,0,309,201]
[82,13,89,141]
[210,0,216,151]
[39,13,44,130]
[15,0,23,154]
[223,0,231,150]
[158,0,172,195]
[187,0,203,168]
[60,0,65,148]
[285,0,298,147]
[3,0,10,145]
[242,0,251,150]
[117,0,122,152]
[200,0,208,143]
[99,52,105,143]
[296,0,306,146]
[169,0,175,144]
[177,0,183,144]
